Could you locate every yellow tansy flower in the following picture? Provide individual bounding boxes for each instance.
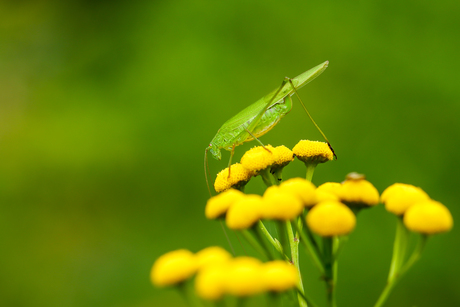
[195,246,232,270]
[195,262,228,300]
[214,163,253,193]
[306,201,356,237]
[292,140,333,164]
[240,145,276,173]
[315,189,340,203]
[403,200,453,234]
[205,189,245,219]
[271,145,294,168]
[317,182,342,197]
[262,260,298,292]
[225,257,264,296]
[340,173,379,206]
[279,177,317,207]
[381,183,430,215]
[226,194,264,229]
[151,249,197,287]
[262,189,303,220]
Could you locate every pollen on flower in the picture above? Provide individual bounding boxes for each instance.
[240,145,276,172]
[340,173,379,207]
[403,200,453,234]
[205,189,245,219]
[279,177,317,207]
[262,260,299,292]
[306,201,356,237]
[214,163,253,193]
[151,249,197,287]
[226,194,264,229]
[271,145,294,167]
[381,183,430,215]
[292,140,333,164]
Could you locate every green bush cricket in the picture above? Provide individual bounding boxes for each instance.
[205,61,335,195]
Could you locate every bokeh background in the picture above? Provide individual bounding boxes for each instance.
[1,1,459,306]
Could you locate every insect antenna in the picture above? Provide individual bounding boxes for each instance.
[288,78,337,159]
[204,148,213,197]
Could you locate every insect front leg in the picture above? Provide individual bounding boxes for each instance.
[227,144,236,178]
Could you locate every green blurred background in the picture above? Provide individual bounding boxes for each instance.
[1,0,459,306]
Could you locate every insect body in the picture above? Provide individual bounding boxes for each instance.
[205,61,333,193]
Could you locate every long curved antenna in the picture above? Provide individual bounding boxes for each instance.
[288,78,337,159]
[204,148,212,197]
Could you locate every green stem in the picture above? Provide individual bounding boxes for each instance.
[305,163,317,182]
[286,221,308,307]
[260,168,277,187]
[258,221,288,259]
[176,282,203,307]
[373,235,428,307]
[387,217,409,281]
[240,229,270,261]
[322,237,337,307]
[292,217,325,274]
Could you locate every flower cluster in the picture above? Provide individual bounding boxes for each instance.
[381,183,453,234]
[214,140,333,193]
[153,139,453,307]
[151,246,298,300]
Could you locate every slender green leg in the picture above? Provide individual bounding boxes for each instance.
[227,144,235,178]
[287,79,336,159]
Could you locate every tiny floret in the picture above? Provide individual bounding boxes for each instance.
[205,189,245,219]
[381,183,430,215]
[340,173,379,206]
[403,200,453,234]
[151,249,197,287]
[240,145,276,173]
[262,260,299,292]
[226,194,264,229]
[214,163,253,193]
[306,201,356,237]
[279,177,317,207]
[292,140,333,164]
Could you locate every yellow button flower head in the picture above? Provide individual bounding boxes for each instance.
[306,201,356,237]
[271,145,294,167]
[315,189,340,203]
[240,145,276,173]
[292,140,333,164]
[270,145,295,182]
[262,260,299,292]
[340,172,379,207]
[225,257,264,296]
[279,177,317,207]
[403,200,453,234]
[262,189,303,220]
[214,163,253,193]
[151,249,197,287]
[205,189,245,219]
[317,182,342,198]
[195,262,228,300]
[381,183,430,216]
[226,194,263,229]
[195,246,232,270]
